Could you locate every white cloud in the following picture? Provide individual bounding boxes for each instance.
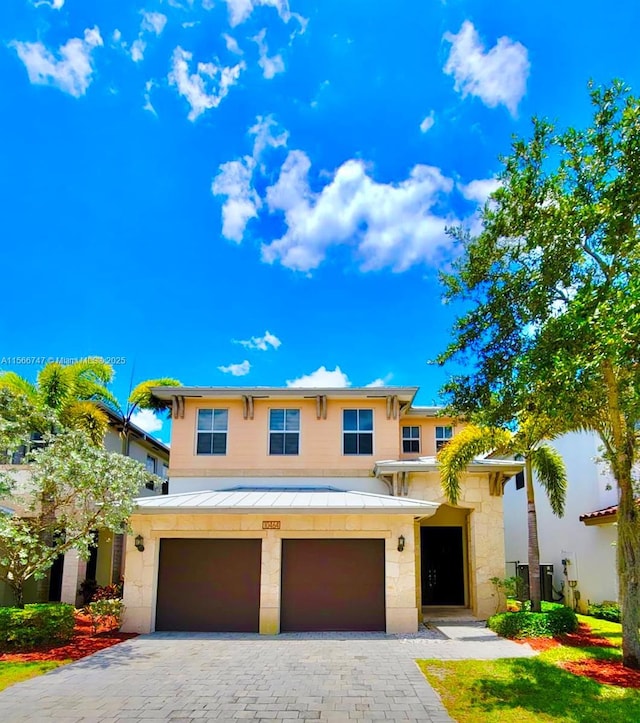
[12,27,103,98]
[142,11,168,36]
[223,33,243,55]
[419,111,435,133]
[252,28,285,80]
[131,39,146,62]
[261,151,456,272]
[112,29,122,43]
[459,177,501,205]
[212,157,261,241]
[143,79,156,115]
[443,20,529,116]
[365,374,393,388]
[218,360,251,376]
[169,46,245,120]
[33,0,64,9]
[131,409,163,434]
[286,366,350,388]
[223,0,291,27]
[237,331,281,351]
[249,114,288,159]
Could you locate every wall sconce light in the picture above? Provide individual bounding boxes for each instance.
[134,534,145,552]
[397,535,405,552]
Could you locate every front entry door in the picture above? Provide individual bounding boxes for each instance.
[421,526,465,605]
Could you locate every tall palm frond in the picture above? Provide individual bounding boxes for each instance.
[437,425,513,504]
[67,360,119,408]
[59,402,109,446]
[37,364,75,412]
[128,378,181,416]
[0,373,38,402]
[531,443,567,517]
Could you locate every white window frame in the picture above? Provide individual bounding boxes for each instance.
[402,425,421,454]
[342,409,374,456]
[196,408,228,456]
[268,408,300,456]
[435,425,453,451]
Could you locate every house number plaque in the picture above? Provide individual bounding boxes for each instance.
[262,520,281,529]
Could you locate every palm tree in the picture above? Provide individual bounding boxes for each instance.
[437,415,568,612]
[104,378,181,455]
[0,359,116,445]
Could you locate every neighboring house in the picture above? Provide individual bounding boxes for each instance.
[0,407,169,607]
[503,431,618,612]
[122,386,522,635]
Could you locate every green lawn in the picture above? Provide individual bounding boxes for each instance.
[0,661,65,692]
[418,615,640,723]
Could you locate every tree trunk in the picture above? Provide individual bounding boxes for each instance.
[617,477,640,668]
[525,455,542,612]
[11,581,24,608]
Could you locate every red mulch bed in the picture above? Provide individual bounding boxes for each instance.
[0,612,137,663]
[513,622,640,688]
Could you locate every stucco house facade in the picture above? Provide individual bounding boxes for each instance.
[503,431,619,611]
[123,386,522,635]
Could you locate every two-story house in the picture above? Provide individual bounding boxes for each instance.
[122,386,523,635]
[0,406,170,607]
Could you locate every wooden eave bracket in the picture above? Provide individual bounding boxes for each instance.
[385,395,400,420]
[489,472,507,496]
[242,395,255,420]
[171,395,185,419]
[315,394,327,419]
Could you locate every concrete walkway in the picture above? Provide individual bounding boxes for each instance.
[0,627,536,722]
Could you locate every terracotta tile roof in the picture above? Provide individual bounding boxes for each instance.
[579,504,618,523]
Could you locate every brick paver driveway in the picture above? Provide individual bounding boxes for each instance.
[0,628,535,722]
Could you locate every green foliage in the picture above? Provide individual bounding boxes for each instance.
[437,79,640,666]
[588,602,622,623]
[0,603,75,649]
[488,604,578,638]
[84,598,125,633]
[0,430,154,604]
[127,378,181,415]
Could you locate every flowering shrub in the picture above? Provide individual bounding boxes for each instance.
[84,599,125,633]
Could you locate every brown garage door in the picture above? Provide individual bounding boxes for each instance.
[156,539,261,632]
[280,539,385,632]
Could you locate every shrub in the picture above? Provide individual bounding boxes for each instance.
[587,601,621,623]
[488,603,578,639]
[92,580,124,602]
[0,604,75,649]
[84,598,125,633]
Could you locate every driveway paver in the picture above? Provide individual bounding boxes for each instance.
[0,628,535,722]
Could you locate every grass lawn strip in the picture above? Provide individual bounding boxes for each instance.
[0,661,65,692]
[418,614,640,723]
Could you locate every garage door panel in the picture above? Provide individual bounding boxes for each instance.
[156,539,261,632]
[281,539,385,632]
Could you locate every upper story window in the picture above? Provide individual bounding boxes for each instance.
[514,471,525,490]
[402,426,420,454]
[435,425,453,452]
[196,409,228,455]
[269,409,300,455]
[146,455,156,475]
[343,409,373,455]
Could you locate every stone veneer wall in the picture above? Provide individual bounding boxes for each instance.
[122,512,421,635]
[409,472,507,619]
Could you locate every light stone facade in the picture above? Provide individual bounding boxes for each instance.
[123,512,420,635]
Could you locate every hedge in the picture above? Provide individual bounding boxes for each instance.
[587,602,621,623]
[0,603,75,649]
[488,602,578,638]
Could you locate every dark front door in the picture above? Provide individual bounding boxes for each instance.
[280,539,386,632]
[156,538,262,632]
[421,527,465,605]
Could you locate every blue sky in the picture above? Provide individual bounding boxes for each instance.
[1,0,639,443]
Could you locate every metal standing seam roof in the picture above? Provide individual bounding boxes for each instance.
[373,456,524,473]
[133,486,440,515]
